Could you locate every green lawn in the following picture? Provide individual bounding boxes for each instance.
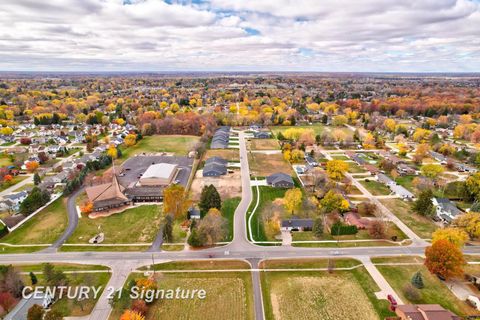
[1,198,68,245]
[119,135,200,162]
[380,199,438,239]
[394,175,417,193]
[348,162,367,173]
[0,175,29,192]
[360,180,391,196]
[66,205,162,244]
[222,197,241,241]
[261,260,394,320]
[0,154,12,167]
[247,186,287,242]
[377,262,475,317]
[270,124,327,137]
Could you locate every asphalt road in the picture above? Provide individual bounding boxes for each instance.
[49,187,83,250]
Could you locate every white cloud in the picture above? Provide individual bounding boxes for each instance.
[0,0,478,71]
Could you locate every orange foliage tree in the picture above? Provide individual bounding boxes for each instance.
[424,239,465,280]
[26,161,40,173]
[120,310,145,320]
[80,201,93,214]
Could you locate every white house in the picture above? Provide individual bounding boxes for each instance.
[432,197,462,223]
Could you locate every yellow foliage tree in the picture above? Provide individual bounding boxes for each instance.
[163,184,190,219]
[454,212,480,239]
[107,145,118,159]
[432,228,469,247]
[120,310,145,320]
[326,160,349,181]
[124,134,137,147]
[283,188,302,215]
[362,132,376,149]
[383,118,396,132]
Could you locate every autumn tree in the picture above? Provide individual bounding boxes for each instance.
[124,134,137,147]
[362,132,376,149]
[163,184,190,219]
[383,118,396,132]
[466,173,480,201]
[326,159,349,181]
[196,209,228,245]
[368,220,386,239]
[0,291,16,312]
[421,164,445,181]
[120,310,145,320]
[413,143,430,164]
[432,228,468,247]
[320,190,349,213]
[26,161,39,173]
[27,304,44,320]
[131,299,148,316]
[424,239,465,280]
[107,145,118,159]
[454,211,480,239]
[332,115,347,126]
[283,188,302,215]
[80,201,93,214]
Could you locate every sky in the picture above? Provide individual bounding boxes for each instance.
[0,0,479,72]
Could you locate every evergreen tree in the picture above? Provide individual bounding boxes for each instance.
[413,189,434,216]
[33,173,41,186]
[411,271,424,289]
[312,217,324,238]
[199,185,222,217]
[163,214,173,243]
[29,272,37,285]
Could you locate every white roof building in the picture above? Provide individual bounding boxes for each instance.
[139,163,178,186]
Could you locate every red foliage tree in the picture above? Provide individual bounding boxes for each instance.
[131,299,148,316]
[0,291,17,312]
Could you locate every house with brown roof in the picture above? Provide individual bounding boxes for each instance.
[85,175,130,212]
[395,304,461,320]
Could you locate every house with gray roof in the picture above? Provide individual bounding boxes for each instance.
[203,157,228,177]
[281,217,314,231]
[266,173,294,188]
[432,197,463,223]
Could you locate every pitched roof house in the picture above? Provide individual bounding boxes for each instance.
[395,304,461,320]
[85,175,130,211]
[266,173,294,188]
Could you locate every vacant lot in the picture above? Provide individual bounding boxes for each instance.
[380,199,438,239]
[261,260,393,320]
[110,261,253,320]
[377,261,475,317]
[270,124,327,137]
[248,139,280,150]
[120,135,200,160]
[205,149,240,161]
[248,152,292,177]
[66,204,162,244]
[360,180,391,196]
[2,197,67,245]
[190,170,242,201]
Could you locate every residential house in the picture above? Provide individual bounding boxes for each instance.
[432,197,462,223]
[281,218,314,231]
[305,155,318,167]
[253,131,271,139]
[395,304,460,320]
[430,151,448,165]
[3,191,28,212]
[397,163,416,175]
[203,157,228,177]
[266,173,295,188]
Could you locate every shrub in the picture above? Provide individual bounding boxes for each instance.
[411,271,424,289]
[403,283,420,302]
[330,223,358,236]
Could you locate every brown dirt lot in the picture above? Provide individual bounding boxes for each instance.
[248,152,293,177]
[205,149,240,161]
[190,170,242,201]
[247,139,280,150]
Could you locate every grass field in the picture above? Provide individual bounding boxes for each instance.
[261,260,394,320]
[0,175,29,192]
[270,124,328,137]
[10,263,111,317]
[0,153,12,167]
[248,152,293,177]
[394,175,417,193]
[248,139,280,150]
[1,198,68,245]
[66,205,162,244]
[247,186,287,242]
[360,179,391,196]
[110,261,253,320]
[380,199,438,239]
[376,261,475,317]
[205,149,240,161]
[119,135,200,161]
[222,197,241,241]
[348,162,367,173]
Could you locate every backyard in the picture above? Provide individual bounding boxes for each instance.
[360,179,392,196]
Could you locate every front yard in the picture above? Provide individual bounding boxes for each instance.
[380,199,438,239]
